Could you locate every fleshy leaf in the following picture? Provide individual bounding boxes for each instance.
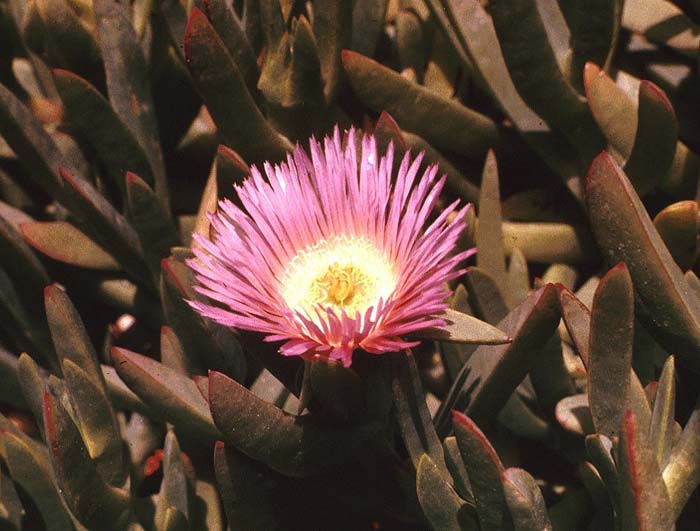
[588,263,634,438]
[586,152,700,370]
[413,309,511,345]
[501,468,552,531]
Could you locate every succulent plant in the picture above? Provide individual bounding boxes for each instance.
[0,0,700,529]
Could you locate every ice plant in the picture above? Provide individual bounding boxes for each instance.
[188,128,474,366]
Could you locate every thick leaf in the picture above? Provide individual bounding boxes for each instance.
[21,221,120,270]
[416,453,475,531]
[35,0,103,86]
[569,0,621,80]
[653,200,700,271]
[213,441,279,530]
[155,431,193,528]
[623,81,678,196]
[350,0,388,57]
[58,168,152,286]
[649,356,675,469]
[2,431,76,531]
[392,351,447,475]
[93,0,168,208]
[125,172,179,278]
[413,309,511,345]
[342,50,498,159]
[586,434,621,519]
[585,152,700,370]
[662,402,700,519]
[196,0,258,94]
[463,267,509,325]
[501,468,552,531]
[487,0,605,162]
[160,254,246,381]
[443,436,474,503]
[309,358,366,424]
[501,221,597,264]
[111,347,220,440]
[62,359,125,486]
[313,0,352,102]
[584,64,699,197]
[0,82,65,197]
[557,285,591,367]
[52,69,155,189]
[453,411,507,531]
[617,411,674,531]
[184,8,291,164]
[209,371,380,477]
[437,285,560,432]
[43,391,131,530]
[505,247,529,309]
[588,263,634,438]
[0,470,23,530]
[476,150,506,286]
[555,394,593,435]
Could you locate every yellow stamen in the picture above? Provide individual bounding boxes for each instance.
[281,236,397,321]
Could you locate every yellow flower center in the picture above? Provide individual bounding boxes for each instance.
[281,235,397,320]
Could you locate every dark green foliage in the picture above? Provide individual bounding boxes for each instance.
[1,0,700,530]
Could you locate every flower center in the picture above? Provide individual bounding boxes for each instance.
[281,235,397,319]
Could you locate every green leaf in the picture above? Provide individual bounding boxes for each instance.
[35,0,103,85]
[416,453,475,531]
[555,394,593,436]
[213,441,280,530]
[309,358,366,424]
[501,221,597,264]
[111,347,220,441]
[443,436,474,503]
[195,0,259,95]
[623,81,678,196]
[487,0,605,162]
[649,356,675,469]
[662,401,700,519]
[505,247,529,309]
[584,64,699,197]
[184,8,292,164]
[437,285,560,432]
[392,351,448,475]
[62,359,126,486]
[501,468,552,531]
[208,370,380,477]
[585,152,700,370]
[0,82,65,198]
[453,411,507,531]
[21,221,121,270]
[0,470,23,531]
[588,263,634,438]
[58,168,153,287]
[52,69,156,190]
[476,150,506,286]
[463,267,509,325]
[155,431,193,529]
[341,50,498,159]
[653,200,700,271]
[350,0,388,57]
[43,391,131,530]
[125,172,179,279]
[2,431,76,531]
[617,411,674,531]
[569,0,622,81]
[160,254,246,381]
[313,0,353,102]
[412,309,511,345]
[93,0,168,209]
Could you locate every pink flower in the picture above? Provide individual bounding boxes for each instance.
[188,128,474,367]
